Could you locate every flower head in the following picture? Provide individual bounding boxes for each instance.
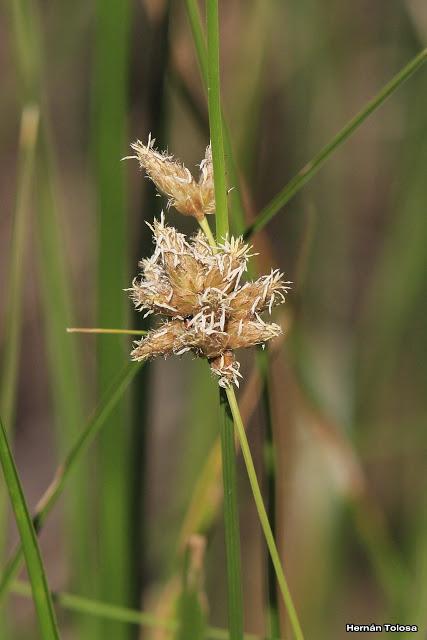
[130,136,215,220]
[129,216,290,387]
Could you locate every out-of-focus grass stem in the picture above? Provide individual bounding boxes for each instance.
[92,0,132,635]
[8,0,94,634]
[185,0,208,80]
[0,105,39,430]
[0,106,39,578]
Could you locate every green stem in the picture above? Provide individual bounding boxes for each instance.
[205,4,244,638]
[225,388,304,640]
[244,48,427,238]
[219,389,244,640]
[0,417,60,639]
[206,0,228,240]
[185,0,246,236]
[0,362,143,603]
[198,216,217,250]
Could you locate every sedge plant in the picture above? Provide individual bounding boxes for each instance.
[125,3,303,638]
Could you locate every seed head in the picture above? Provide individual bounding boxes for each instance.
[130,136,215,220]
[129,215,290,387]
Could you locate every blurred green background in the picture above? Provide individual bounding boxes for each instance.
[0,0,426,638]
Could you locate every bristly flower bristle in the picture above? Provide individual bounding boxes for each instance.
[129,215,290,387]
[129,136,215,220]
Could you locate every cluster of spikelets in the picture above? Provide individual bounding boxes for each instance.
[128,137,290,387]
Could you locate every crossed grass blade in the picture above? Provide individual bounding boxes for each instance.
[0,362,143,603]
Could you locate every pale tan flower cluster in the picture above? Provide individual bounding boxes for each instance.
[130,135,215,220]
[129,215,290,387]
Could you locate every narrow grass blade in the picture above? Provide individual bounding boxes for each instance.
[0,417,60,639]
[0,362,143,602]
[11,580,270,640]
[225,388,304,640]
[244,48,427,238]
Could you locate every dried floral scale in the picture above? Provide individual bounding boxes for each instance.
[128,138,290,387]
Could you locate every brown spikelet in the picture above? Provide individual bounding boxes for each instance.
[129,136,215,220]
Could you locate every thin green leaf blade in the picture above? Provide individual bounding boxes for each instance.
[226,388,304,640]
[185,0,246,235]
[205,3,244,638]
[0,416,60,639]
[206,0,229,240]
[244,48,427,238]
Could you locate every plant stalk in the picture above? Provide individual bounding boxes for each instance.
[225,387,304,640]
[206,0,228,240]
[219,389,244,640]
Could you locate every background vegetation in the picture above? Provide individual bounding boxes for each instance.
[0,0,426,638]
